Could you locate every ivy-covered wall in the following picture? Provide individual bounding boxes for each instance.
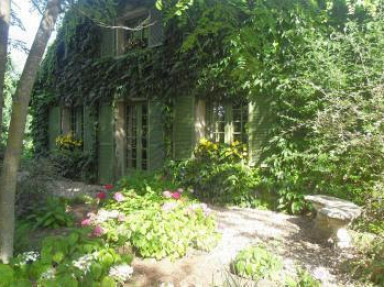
[31,0,272,182]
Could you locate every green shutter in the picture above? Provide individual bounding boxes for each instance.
[148,101,165,170]
[173,95,195,160]
[76,107,84,139]
[100,28,115,57]
[248,96,272,164]
[83,105,97,153]
[98,103,114,184]
[48,106,61,151]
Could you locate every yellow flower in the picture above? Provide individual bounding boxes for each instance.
[199,138,208,145]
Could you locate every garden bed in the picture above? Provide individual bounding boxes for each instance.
[6,178,382,286]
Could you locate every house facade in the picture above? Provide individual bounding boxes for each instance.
[39,0,271,184]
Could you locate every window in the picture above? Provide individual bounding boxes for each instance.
[118,9,164,54]
[206,101,248,144]
[70,107,84,139]
[125,102,148,170]
[232,102,248,143]
[122,17,149,51]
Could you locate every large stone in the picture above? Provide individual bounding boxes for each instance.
[304,195,362,248]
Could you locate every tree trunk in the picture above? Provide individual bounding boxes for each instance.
[0,0,61,263]
[0,0,11,145]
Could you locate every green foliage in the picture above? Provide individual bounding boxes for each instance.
[169,139,265,206]
[14,221,34,255]
[31,0,384,224]
[1,59,17,147]
[285,267,321,287]
[49,132,96,181]
[3,229,133,286]
[230,244,283,281]
[118,172,179,196]
[344,234,384,286]
[25,197,75,230]
[96,178,220,259]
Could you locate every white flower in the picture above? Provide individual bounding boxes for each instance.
[41,267,56,280]
[95,209,120,222]
[109,264,133,282]
[72,252,99,274]
[15,251,40,266]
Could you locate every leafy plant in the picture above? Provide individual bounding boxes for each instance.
[344,234,384,286]
[230,244,283,281]
[285,267,321,287]
[169,139,264,206]
[82,176,221,260]
[3,229,134,286]
[26,197,75,230]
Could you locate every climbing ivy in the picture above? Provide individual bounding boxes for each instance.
[31,1,246,158]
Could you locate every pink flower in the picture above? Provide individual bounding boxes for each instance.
[117,213,126,222]
[162,202,178,211]
[103,184,114,190]
[97,191,107,200]
[113,192,125,202]
[172,192,181,200]
[177,188,184,193]
[92,225,105,237]
[81,218,91,227]
[163,190,173,198]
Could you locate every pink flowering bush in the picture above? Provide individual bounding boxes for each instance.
[101,181,220,259]
[81,218,91,227]
[162,202,178,211]
[171,192,181,200]
[92,225,105,237]
[162,189,184,200]
[77,174,220,260]
[113,192,125,202]
[162,190,173,198]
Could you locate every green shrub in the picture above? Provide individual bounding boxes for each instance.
[84,177,221,260]
[26,197,75,230]
[168,139,264,206]
[50,132,96,182]
[230,244,283,281]
[2,229,134,286]
[344,234,384,286]
[117,172,179,196]
[285,267,321,287]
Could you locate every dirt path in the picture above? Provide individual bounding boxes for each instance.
[130,207,360,287]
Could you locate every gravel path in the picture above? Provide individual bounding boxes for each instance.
[130,206,360,287]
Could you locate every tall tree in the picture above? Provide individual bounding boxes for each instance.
[0,0,61,263]
[0,0,11,145]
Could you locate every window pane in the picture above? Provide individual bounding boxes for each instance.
[232,101,248,144]
[126,102,149,171]
[233,122,242,133]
